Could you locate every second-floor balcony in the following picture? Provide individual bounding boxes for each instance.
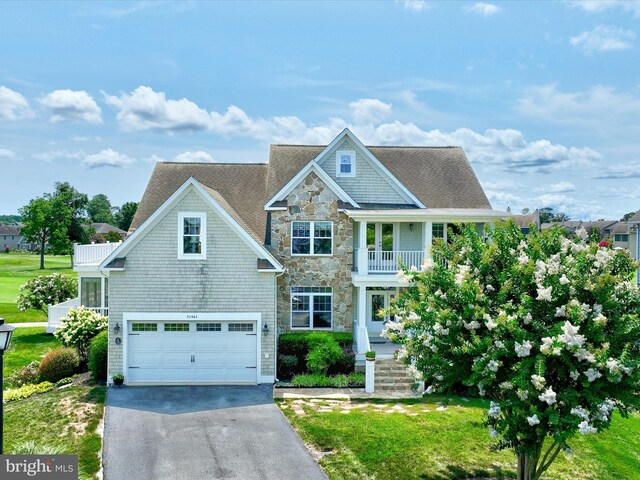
[355,249,425,274]
[74,242,122,268]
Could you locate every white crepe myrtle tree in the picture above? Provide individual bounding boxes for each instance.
[383,221,640,480]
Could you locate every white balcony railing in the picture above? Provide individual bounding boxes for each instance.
[47,298,109,333]
[357,250,425,273]
[74,242,121,266]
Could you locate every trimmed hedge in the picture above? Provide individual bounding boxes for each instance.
[278,332,354,379]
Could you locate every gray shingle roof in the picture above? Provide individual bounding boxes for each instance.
[629,209,640,223]
[92,223,126,235]
[0,225,20,235]
[130,144,493,243]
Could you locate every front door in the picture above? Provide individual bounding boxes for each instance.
[366,290,396,336]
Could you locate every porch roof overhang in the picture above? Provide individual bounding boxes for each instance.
[342,208,510,223]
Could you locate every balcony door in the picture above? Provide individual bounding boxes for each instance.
[367,223,396,272]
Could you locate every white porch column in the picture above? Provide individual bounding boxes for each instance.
[358,221,367,274]
[358,285,367,328]
[423,221,432,260]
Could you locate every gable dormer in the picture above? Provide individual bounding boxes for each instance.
[315,129,423,207]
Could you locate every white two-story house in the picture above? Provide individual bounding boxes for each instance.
[50,128,507,385]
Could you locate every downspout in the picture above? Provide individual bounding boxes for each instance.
[274,269,285,383]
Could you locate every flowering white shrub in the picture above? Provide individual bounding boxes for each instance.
[17,273,77,316]
[384,222,640,480]
[54,306,107,361]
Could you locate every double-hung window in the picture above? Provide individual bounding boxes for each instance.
[291,287,332,329]
[336,150,355,177]
[178,212,207,259]
[292,221,333,255]
[614,234,629,242]
[432,223,445,243]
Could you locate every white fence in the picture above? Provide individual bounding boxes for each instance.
[47,298,108,333]
[74,242,121,266]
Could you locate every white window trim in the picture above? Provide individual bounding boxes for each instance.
[178,212,207,260]
[290,288,333,330]
[335,149,356,177]
[291,221,334,256]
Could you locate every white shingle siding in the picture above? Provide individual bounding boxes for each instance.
[317,138,411,204]
[108,190,276,379]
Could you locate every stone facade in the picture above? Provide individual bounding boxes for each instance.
[270,172,354,332]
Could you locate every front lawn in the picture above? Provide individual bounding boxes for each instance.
[279,395,640,480]
[0,253,74,323]
[3,327,61,385]
[5,386,106,480]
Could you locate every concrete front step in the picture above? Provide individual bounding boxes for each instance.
[375,385,416,392]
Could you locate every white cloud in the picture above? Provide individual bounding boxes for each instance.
[173,151,215,163]
[592,163,640,179]
[517,84,640,130]
[0,86,32,120]
[0,148,16,159]
[40,89,102,124]
[349,98,392,124]
[482,180,525,190]
[540,181,577,193]
[32,149,84,162]
[485,190,522,203]
[569,1,640,17]
[570,25,635,53]
[465,2,501,16]
[355,124,601,173]
[103,86,602,174]
[401,0,428,12]
[83,149,133,169]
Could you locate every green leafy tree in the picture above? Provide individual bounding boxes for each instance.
[538,207,570,224]
[19,195,70,269]
[114,201,138,231]
[385,222,640,480]
[87,194,114,224]
[17,273,77,317]
[621,211,637,222]
[53,182,90,266]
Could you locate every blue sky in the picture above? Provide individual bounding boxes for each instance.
[1,0,639,219]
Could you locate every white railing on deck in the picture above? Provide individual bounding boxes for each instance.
[367,250,424,273]
[47,298,108,333]
[74,242,121,266]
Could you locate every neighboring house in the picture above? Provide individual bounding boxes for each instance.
[92,222,127,241]
[541,220,618,240]
[512,210,540,233]
[49,128,507,386]
[0,224,23,251]
[627,210,640,285]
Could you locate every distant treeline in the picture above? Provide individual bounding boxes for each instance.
[0,215,22,224]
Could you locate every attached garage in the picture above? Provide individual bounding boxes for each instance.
[123,313,261,385]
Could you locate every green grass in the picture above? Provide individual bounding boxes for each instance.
[5,386,106,480]
[3,327,61,384]
[0,253,74,323]
[279,395,640,480]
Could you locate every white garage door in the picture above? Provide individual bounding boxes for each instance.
[126,320,257,384]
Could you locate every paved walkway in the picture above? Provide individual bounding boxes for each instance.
[274,387,421,399]
[104,385,327,480]
[7,322,48,328]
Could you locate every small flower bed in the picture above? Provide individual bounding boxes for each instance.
[4,382,54,403]
[286,372,365,388]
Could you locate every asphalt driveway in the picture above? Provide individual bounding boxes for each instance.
[103,385,327,480]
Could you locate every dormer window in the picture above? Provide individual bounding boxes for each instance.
[178,212,207,260]
[336,150,355,177]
